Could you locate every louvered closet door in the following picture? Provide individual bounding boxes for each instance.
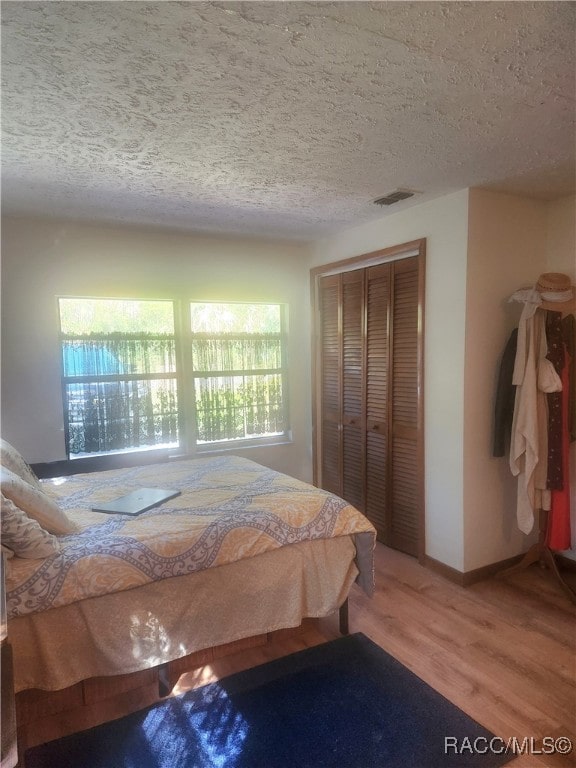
[319,275,342,496]
[316,253,422,558]
[341,270,365,511]
[389,258,419,556]
[365,263,391,538]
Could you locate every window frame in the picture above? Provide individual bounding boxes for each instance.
[56,295,291,466]
[58,297,181,461]
[188,300,290,453]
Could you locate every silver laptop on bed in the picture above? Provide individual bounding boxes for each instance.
[92,488,181,515]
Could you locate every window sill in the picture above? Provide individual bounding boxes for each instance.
[191,436,293,458]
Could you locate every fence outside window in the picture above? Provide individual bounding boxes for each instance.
[61,335,179,456]
[59,298,289,459]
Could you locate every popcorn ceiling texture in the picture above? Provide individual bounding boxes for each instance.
[2,1,574,239]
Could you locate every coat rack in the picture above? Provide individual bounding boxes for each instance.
[497,273,576,603]
[499,510,576,603]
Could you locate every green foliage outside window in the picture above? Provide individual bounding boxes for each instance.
[59,298,288,458]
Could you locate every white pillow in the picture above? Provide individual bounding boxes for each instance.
[1,494,61,559]
[0,467,79,535]
[0,438,42,491]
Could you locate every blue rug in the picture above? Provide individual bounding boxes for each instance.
[26,633,513,768]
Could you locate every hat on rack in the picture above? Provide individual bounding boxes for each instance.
[535,272,575,312]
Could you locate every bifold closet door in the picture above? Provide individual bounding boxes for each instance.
[341,270,365,512]
[318,269,366,509]
[388,258,420,556]
[316,254,422,558]
[320,270,366,511]
[365,258,420,555]
[319,274,341,497]
[365,263,391,541]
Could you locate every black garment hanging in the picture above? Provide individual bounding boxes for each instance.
[561,313,576,442]
[493,327,518,458]
[545,312,565,490]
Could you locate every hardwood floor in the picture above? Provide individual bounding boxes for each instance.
[176,543,576,768]
[17,543,576,767]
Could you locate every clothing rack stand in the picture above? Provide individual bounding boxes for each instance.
[498,508,576,604]
[499,278,576,604]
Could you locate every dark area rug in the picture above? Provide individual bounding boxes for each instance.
[26,632,514,768]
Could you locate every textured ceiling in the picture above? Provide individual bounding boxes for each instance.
[1,1,575,240]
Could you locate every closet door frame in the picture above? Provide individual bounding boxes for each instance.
[310,239,426,563]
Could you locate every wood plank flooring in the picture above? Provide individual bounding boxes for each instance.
[18,543,576,767]
[176,543,576,768]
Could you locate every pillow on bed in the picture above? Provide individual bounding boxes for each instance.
[1,493,61,559]
[0,438,42,491]
[0,467,79,535]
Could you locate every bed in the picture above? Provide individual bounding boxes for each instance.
[2,449,375,734]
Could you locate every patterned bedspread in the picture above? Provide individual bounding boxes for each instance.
[6,455,375,619]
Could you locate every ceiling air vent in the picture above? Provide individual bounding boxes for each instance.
[373,189,416,206]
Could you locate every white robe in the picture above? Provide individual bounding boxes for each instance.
[509,309,552,533]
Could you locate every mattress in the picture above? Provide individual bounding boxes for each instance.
[5,455,376,692]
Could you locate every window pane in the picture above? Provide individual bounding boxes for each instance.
[66,379,179,456]
[195,374,285,444]
[60,299,174,334]
[190,301,287,446]
[190,303,281,333]
[62,338,177,377]
[59,298,178,458]
[191,337,281,372]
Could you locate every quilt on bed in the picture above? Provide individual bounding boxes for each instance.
[6,455,375,619]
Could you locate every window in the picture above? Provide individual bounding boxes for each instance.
[58,298,288,460]
[190,302,287,447]
[59,298,179,458]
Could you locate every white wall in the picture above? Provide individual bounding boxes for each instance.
[310,190,470,571]
[3,192,573,573]
[463,189,548,571]
[545,195,576,276]
[0,216,313,481]
[310,189,575,573]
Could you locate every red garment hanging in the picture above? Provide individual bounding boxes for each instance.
[546,348,572,550]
